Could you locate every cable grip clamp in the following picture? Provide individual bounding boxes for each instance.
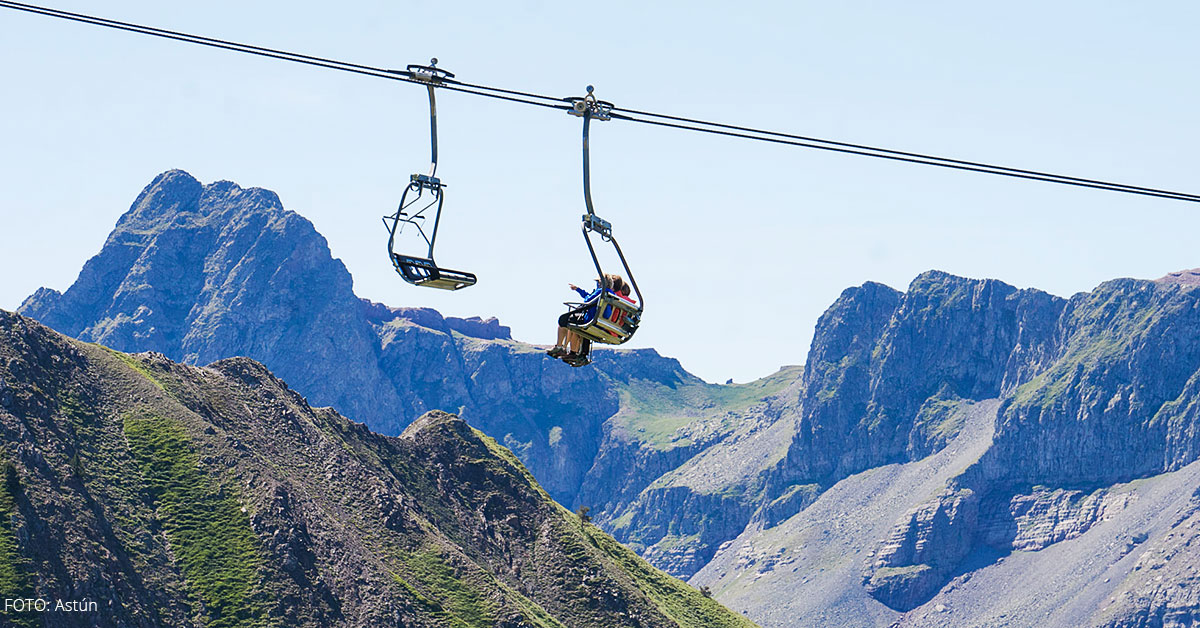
[568,85,613,120]
[407,57,455,83]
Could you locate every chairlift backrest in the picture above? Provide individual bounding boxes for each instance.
[565,288,642,345]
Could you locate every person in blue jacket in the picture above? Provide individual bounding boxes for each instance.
[548,273,624,361]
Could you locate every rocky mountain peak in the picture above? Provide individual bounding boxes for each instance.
[401,409,472,441]
[1156,267,1200,287]
[20,169,340,345]
[18,169,396,429]
[115,169,284,234]
[117,169,204,227]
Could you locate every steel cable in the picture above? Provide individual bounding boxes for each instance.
[2,0,1196,203]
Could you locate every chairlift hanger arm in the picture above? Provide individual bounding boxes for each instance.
[569,86,614,218]
[409,59,453,178]
[570,85,643,309]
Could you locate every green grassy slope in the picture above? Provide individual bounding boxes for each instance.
[612,366,802,450]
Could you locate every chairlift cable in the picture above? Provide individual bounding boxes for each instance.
[0,1,406,80]
[609,113,1200,204]
[612,106,1200,201]
[2,0,1198,204]
[0,0,572,112]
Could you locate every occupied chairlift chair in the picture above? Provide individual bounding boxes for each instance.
[382,59,477,291]
[560,87,644,366]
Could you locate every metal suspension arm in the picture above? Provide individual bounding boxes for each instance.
[572,86,642,306]
[427,83,438,177]
[582,109,594,216]
[407,58,453,179]
[570,86,612,218]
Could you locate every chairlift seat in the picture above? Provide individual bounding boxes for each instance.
[390,253,476,291]
[564,290,641,345]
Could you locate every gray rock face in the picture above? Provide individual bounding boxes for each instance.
[860,277,1200,612]
[980,486,1136,552]
[769,272,1065,499]
[983,278,1200,487]
[20,170,405,434]
[866,484,1139,610]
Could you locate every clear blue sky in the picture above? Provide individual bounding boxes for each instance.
[2,1,1198,383]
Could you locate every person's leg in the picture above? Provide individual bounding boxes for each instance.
[570,331,590,355]
[565,337,592,366]
[549,314,572,356]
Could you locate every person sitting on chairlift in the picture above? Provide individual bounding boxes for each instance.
[548,273,631,363]
[571,280,634,364]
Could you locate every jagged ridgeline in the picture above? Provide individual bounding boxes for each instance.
[0,311,755,627]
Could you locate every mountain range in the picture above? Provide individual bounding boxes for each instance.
[16,170,1200,627]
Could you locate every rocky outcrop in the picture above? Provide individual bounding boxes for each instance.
[865,483,1139,611]
[616,486,761,577]
[864,488,979,611]
[1157,268,1200,287]
[979,486,1136,552]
